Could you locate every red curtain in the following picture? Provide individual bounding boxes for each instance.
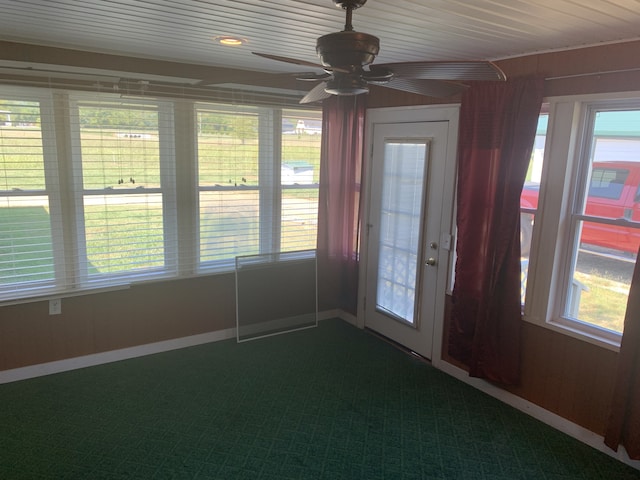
[448,76,544,385]
[605,247,640,459]
[316,95,366,315]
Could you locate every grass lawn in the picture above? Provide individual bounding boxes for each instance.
[0,205,55,283]
[574,270,628,333]
[2,127,322,188]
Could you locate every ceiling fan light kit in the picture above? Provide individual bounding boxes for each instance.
[324,73,369,95]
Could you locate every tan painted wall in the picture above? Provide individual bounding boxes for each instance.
[0,275,235,371]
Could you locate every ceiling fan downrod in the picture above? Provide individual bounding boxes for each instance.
[318,0,379,72]
[334,0,367,32]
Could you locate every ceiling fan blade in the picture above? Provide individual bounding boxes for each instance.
[381,78,468,98]
[252,52,351,74]
[372,61,506,81]
[300,81,332,104]
[252,52,325,70]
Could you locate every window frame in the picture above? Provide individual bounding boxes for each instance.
[0,87,66,301]
[195,103,320,274]
[523,92,640,350]
[68,95,178,287]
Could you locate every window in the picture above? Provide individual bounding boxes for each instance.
[520,105,549,303]
[72,98,177,285]
[196,105,321,271]
[523,96,640,347]
[0,87,321,303]
[563,109,640,336]
[588,167,627,199]
[280,109,321,253]
[0,92,60,300]
[197,105,261,268]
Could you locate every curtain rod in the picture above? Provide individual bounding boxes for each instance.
[546,67,640,81]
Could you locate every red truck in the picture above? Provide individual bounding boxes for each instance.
[520,161,640,256]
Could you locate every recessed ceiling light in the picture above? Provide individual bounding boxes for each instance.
[214,36,247,46]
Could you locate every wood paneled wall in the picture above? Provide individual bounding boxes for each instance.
[441,296,618,436]
[512,322,619,435]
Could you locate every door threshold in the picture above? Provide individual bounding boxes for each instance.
[364,327,432,365]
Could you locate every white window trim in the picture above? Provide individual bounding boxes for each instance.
[524,91,640,351]
[0,87,65,301]
[194,103,266,274]
[68,94,178,288]
[195,103,320,275]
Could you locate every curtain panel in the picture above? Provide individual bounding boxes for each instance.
[448,76,544,385]
[316,95,366,315]
[605,247,640,459]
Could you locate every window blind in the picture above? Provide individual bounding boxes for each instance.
[71,98,176,287]
[197,105,262,269]
[0,86,321,304]
[196,104,321,272]
[0,95,59,301]
[280,109,321,253]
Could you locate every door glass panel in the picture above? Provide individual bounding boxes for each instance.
[376,140,427,325]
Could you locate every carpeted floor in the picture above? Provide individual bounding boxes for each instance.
[0,318,638,479]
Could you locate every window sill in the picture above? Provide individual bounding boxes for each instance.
[0,284,131,308]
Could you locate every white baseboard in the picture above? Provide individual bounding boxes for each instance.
[437,360,640,471]
[0,310,344,385]
[0,328,237,385]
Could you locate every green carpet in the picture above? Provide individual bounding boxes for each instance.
[0,319,638,479]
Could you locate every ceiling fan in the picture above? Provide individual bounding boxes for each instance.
[253,0,506,104]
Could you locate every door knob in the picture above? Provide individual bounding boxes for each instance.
[426,257,437,266]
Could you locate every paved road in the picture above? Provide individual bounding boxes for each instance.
[576,247,636,284]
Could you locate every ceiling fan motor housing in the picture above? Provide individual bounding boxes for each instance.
[316,30,380,70]
[324,73,369,96]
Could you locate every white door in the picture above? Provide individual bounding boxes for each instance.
[363,120,452,359]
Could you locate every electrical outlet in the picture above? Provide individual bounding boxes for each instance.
[49,298,61,315]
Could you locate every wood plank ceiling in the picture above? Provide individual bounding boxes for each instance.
[0,0,639,81]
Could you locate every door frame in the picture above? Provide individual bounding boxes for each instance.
[357,104,460,367]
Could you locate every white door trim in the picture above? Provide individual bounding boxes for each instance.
[358,104,460,366]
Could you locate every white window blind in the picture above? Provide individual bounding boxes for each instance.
[71,98,176,287]
[197,105,262,269]
[0,94,61,301]
[0,86,320,304]
[196,104,321,271]
[281,109,321,253]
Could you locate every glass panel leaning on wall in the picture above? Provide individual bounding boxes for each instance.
[566,109,640,334]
